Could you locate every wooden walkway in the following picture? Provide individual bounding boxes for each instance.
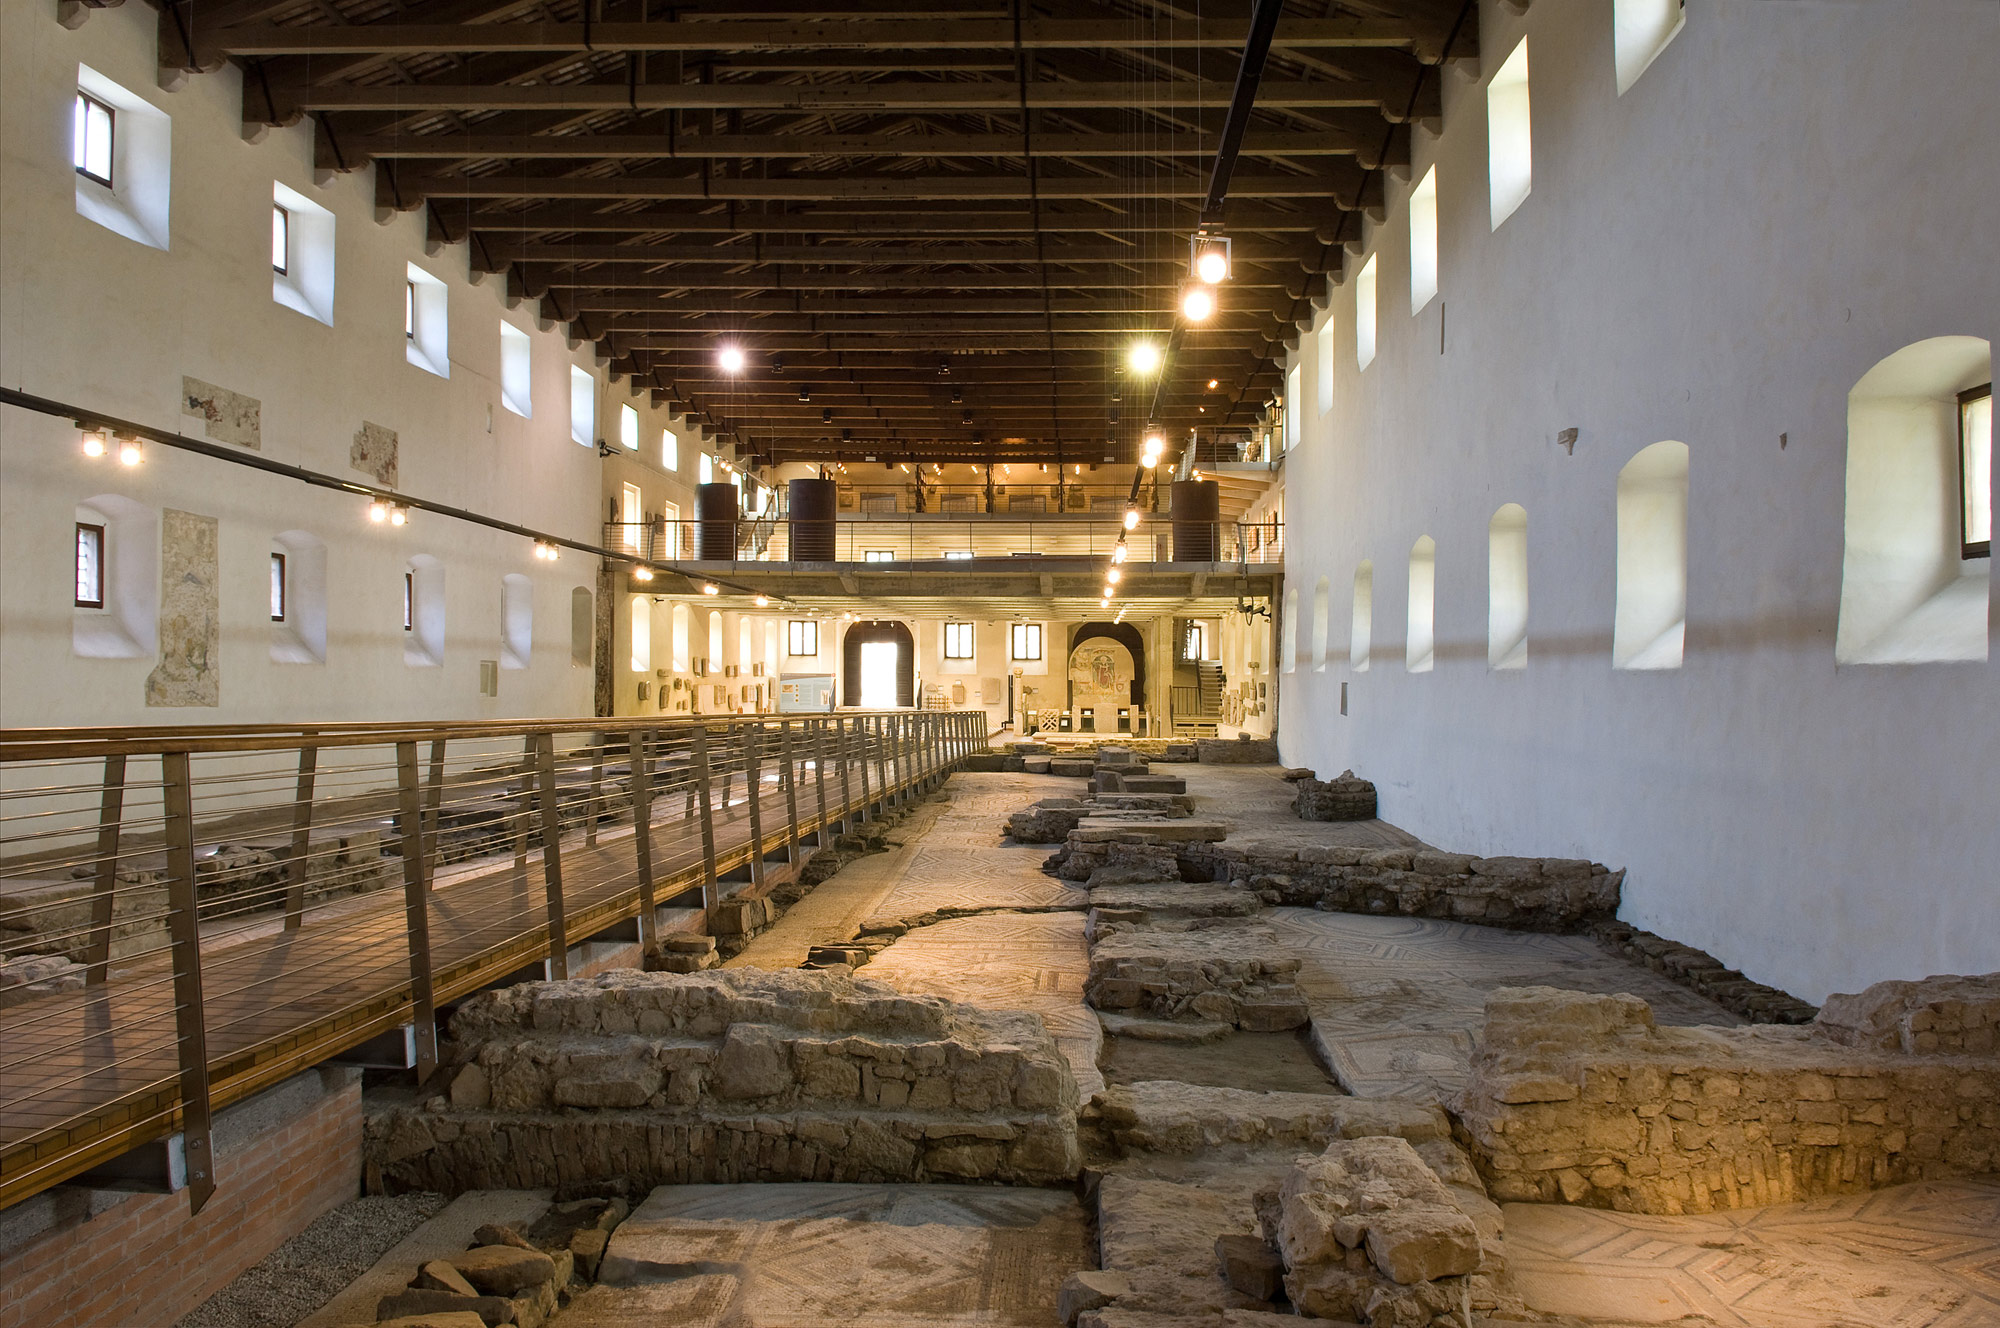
[0,749,921,1209]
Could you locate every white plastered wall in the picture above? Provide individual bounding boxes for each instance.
[1274,0,2000,1003]
[0,3,600,726]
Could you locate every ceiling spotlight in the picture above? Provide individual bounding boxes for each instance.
[960,410,973,425]
[937,357,951,376]
[633,565,653,581]
[1141,452,1157,469]
[1106,567,1122,584]
[950,388,963,404]
[1207,379,1220,390]
[1100,597,1110,608]
[717,344,746,375]
[117,437,144,467]
[1192,234,1232,284]
[1102,584,1115,599]
[388,504,408,527]
[1112,543,1128,563]
[702,583,720,596]
[368,499,390,524]
[772,357,785,375]
[1143,432,1165,455]
[1123,507,1141,531]
[1180,285,1216,322]
[1127,341,1162,375]
[754,595,769,607]
[822,408,833,425]
[80,428,108,458]
[797,385,810,402]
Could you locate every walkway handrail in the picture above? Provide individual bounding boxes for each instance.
[0,710,988,1215]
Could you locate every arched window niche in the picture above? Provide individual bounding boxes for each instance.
[1836,336,1991,665]
[569,587,593,668]
[1406,536,1436,673]
[500,573,532,670]
[1488,504,1529,670]
[1281,587,1299,674]
[1613,441,1689,670]
[670,602,691,672]
[1350,562,1374,672]
[1310,575,1331,671]
[73,493,158,660]
[404,555,445,668]
[271,530,327,665]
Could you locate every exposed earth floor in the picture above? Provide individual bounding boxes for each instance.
[210,766,1999,1328]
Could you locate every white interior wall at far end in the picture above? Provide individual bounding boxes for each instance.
[0,2,599,727]
[1274,0,2000,1005]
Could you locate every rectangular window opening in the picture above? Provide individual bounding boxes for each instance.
[75,522,105,609]
[403,571,414,631]
[863,550,895,562]
[620,403,639,450]
[1186,623,1207,660]
[270,551,287,621]
[662,428,678,471]
[500,322,532,417]
[1409,167,1439,312]
[1355,255,1379,370]
[944,622,975,659]
[787,619,819,656]
[1010,622,1043,661]
[1963,383,1993,560]
[271,203,290,275]
[405,281,416,340]
[73,91,114,186]
[1488,40,1534,230]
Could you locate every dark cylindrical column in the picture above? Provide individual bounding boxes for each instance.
[695,483,738,560]
[1171,479,1221,562]
[788,478,837,561]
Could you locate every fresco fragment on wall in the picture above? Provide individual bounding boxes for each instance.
[351,421,399,487]
[181,377,261,449]
[145,510,220,707]
[1068,639,1135,715]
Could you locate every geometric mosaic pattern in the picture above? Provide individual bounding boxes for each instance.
[1505,1176,2000,1327]
[574,1183,1092,1328]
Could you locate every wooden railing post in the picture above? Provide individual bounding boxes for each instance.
[83,752,126,986]
[744,725,766,888]
[628,728,659,959]
[531,732,570,979]
[160,750,216,1215]
[423,739,446,885]
[690,722,720,908]
[855,715,873,822]
[780,720,802,866]
[282,741,317,930]
[393,742,442,1083]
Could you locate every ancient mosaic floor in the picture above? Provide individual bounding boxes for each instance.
[1506,1175,2000,1327]
[564,1183,1091,1328]
[1267,909,1742,1101]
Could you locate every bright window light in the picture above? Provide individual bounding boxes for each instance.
[405,264,449,378]
[944,622,975,659]
[1285,364,1301,451]
[1615,0,1687,94]
[1409,167,1439,312]
[1488,40,1533,229]
[662,428,679,470]
[1010,622,1043,660]
[500,322,532,417]
[271,203,289,274]
[620,403,639,450]
[1355,255,1378,370]
[1316,315,1335,415]
[73,92,113,185]
[1962,385,1992,558]
[569,365,596,445]
[699,453,713,484]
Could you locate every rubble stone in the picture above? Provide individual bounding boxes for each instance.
[1086,923,1307,1030]
[366,968,1082,1193]
[1213,1234,1284,1301]
[1058,1270,1131,1324]
[1293,769,1377,822]
[1093,1080,1449,1155]
[1457,983,2000,1214]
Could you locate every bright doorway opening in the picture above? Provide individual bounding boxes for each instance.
[859,640,902,708]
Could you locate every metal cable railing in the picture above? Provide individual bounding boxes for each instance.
[0,710,986,1214]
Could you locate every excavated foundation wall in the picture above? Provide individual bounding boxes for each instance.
[1457,981,2000,1214]
[367,969,1082,1193]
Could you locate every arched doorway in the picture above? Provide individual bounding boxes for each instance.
[841,620,915,707]
[1066,621,1145,732]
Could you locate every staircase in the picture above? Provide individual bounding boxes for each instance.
[1195,662,1225,716]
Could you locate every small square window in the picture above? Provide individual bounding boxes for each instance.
[863,550,895,562]
[75,522,105,608]
[270,551,287,621]
[944,622,975,660]
[73,92,114,186]
[1962,383,1993,560]
[944,550,973,560]
[1010,622,1043,661]
[271,203,290,275]
[787,619,818,656]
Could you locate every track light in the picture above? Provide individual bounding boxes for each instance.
[702,583,720,596]
[1143,432,1165,456]
[938,358,951,376]
[368,499,390,524]
[388,504,409,527]
[1107,567,1122,584]
[633,565,653,581]
[822,408,833,424]
[1141,453,1158,469]
[797,385,810,402]
[1112,543,1128,564]
[1127,341,1162,375]
[1191,232,1231,284]
[1180,285,1216,322]
[754,595,769,607]
[117,437,144,467]
[1123,507,1141,531]
[80,428,108,458]
[717,344,746,374]
[1207,379,1220,390]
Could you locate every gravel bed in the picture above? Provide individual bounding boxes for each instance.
[175,1191,448,1328]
